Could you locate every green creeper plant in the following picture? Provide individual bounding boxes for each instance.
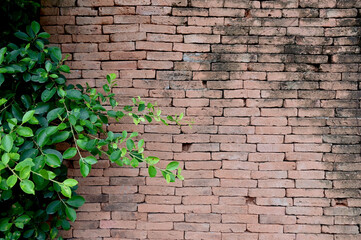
[0,21,184,240]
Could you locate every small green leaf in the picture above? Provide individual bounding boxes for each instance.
[0,98,7,106]
[63,179,78,187]
[6,175,17,188]
[79,160,90,177]
[22,110,35,123]
[16,126,34,137]
[138,139,144,148]
[41,88,56,102]
[66,195,85,208]
[38,32,51,39]
[15,215,30,224]
[59,65,70,73]
[148,166,157,177]
[126,139,134,151]
[31,21,41,35]
[0,47,7,65]
[49,47,62,62]
[110,150,121,162]
[130,132,138,138]
[146,156,160,165]
[65,207,76,222]
[51,131,70,144]
[0,218,12,232]
[45,154,61,168]
[138,103,145,112]
[15,31,31,41]
[2,135,13,152]
[61,185,72,198]
[166,161,179,171]
[63,148,77,159]
[47,108,65,122]
[45,61,52,72]
[66,89,82,100]
[2,153,10,165]
[20,180,35,194]
[84,156,97,165]
[46,201,61,214]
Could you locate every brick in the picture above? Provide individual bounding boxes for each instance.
[152,0,187,6]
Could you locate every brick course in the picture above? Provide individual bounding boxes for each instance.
[42,0,361,239]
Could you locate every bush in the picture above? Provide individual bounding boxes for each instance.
[0,0,40,47]
[0,22,184,239]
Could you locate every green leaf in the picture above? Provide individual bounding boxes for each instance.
[2,135,13,152]
[38,32,51,39]
[20,166,31,179]
[47,108,65,122]
[130,132,138,138]
[84,156,97,165]
[138,139,144,148]
[14,158,34,171]
[20,180,35,194]
[59,65,70,73]
[6,175,17,188]
[66,89,82,100]
[37,129,49,147]
[0,47,6,65]
[15,215,30,224]
[36,39,45,50]
[65,207,76,222]
[166,174,171,183]
[0,98,6,107]
[46,201,61,214]
[2,153,10,165]
[50,227,58,239]
[146,156,160,165]
[51,131,70,144]
[79,160,90,177]
[63,148,77,159]
[45,154,61,168]
[49,47,62,62]
[14,31,31,41]
[31,21,41,35]
[16,126,34,137]
[61,185,72,198]
[22,110,35,123]
[41,88,56,102]
[148,166,157,177]
[126,139,134,151]
[138,103,145,112]
[0,218,12,232]
[63,179,78,187]
[166,161,179,171]
[66,195,85,208]
[45,61,52,72]
[110,150,121,162]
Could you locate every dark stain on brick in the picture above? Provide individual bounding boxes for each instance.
[182,143,192,152]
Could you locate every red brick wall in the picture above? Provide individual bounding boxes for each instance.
[41,0,361,239]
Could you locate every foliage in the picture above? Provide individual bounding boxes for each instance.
[0,0,40,47]
[0,21,184,240]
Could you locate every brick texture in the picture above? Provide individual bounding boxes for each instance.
[41,0,361,239]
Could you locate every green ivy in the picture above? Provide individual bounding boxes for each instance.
[0,21,184,240]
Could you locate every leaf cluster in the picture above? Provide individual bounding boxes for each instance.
[0,22,184,240]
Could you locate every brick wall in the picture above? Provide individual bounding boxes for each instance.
[40,0,361,239]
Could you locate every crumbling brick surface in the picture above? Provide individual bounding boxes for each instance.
[41,0,361,238]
